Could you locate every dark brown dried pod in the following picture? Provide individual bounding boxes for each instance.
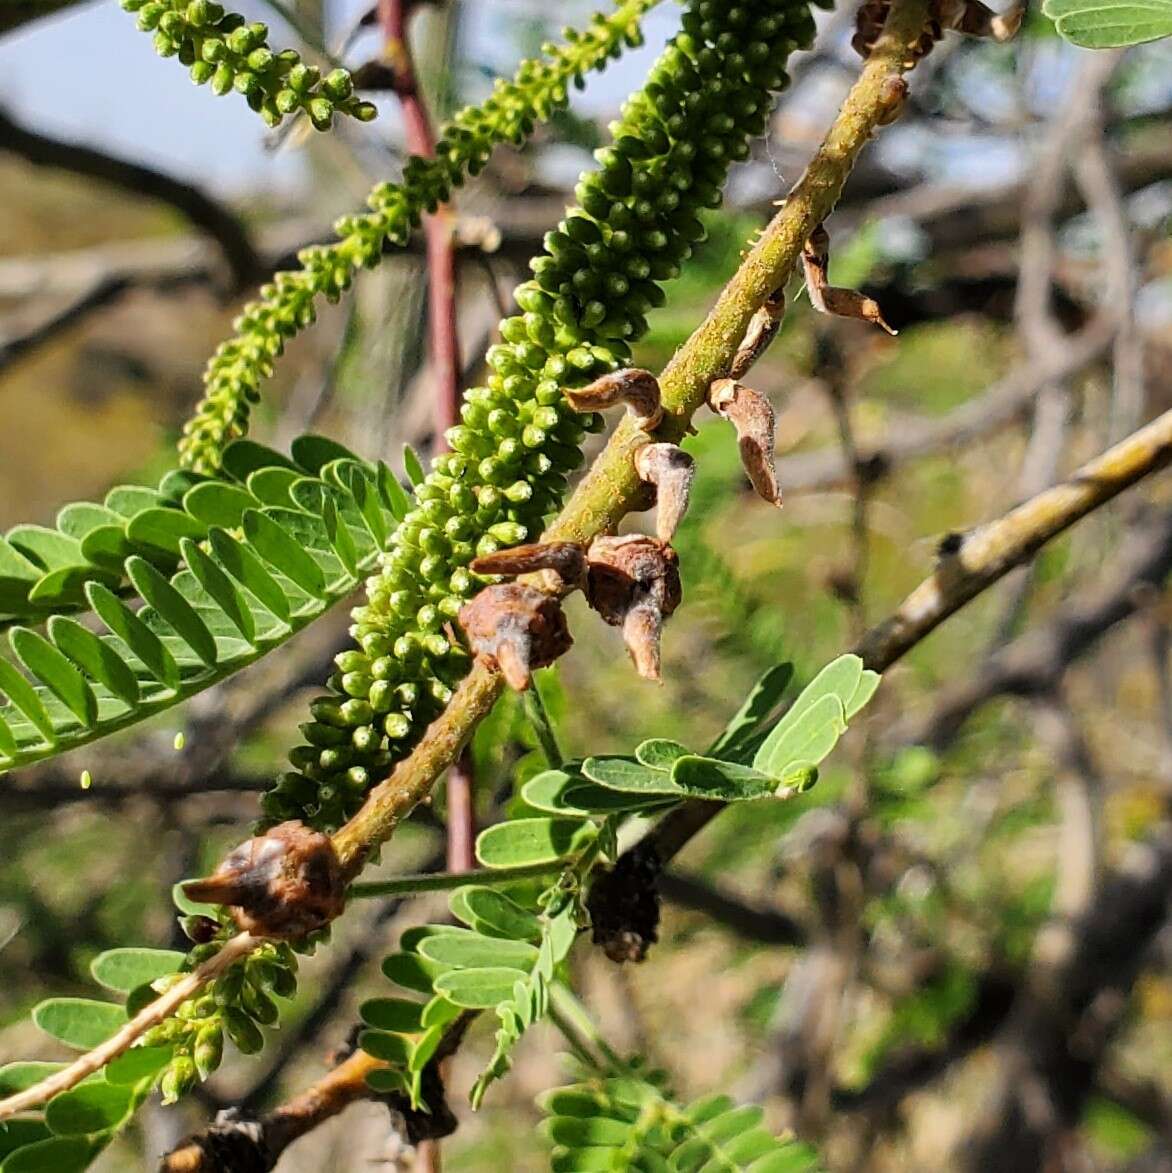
[182,822,345,939]
[802,225,897,335]
[634,443,696,542]
[458,582,573,691]
[708,377,783,508]
[563,368,664,431]
[585,535,682,681]
[586,841,662,964]
[471,541,589,591]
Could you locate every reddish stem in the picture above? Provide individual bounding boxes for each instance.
[445,748,477,872]
[378,16,473,1164]
[379,0,462,438]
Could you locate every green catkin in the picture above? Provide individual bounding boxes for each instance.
[265,0,824,833]
[119,0,376,130]
[178,0,656,476]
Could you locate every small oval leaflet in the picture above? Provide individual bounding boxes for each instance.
[32,998,126,1051]
[44,1081,137,1136]
[90,948,185,994]
[475,817,598,869]
[433,967,527,1009]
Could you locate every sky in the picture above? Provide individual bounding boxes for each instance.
[0,0,682,195]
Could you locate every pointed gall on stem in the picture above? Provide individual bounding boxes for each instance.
[563,369,664,432]
[802,225,897,335]
[471,541,588,592]
[708,377,783,508]
[635,444,696,542]
[182,822,345,939]
[458,582,573,691]
[730,291,786,381]
[585,535,682,682]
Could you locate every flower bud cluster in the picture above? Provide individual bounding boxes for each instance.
[178,0,656,475]
[120,0,375,129]
[141,937,303,1099]
[265,0,821,831]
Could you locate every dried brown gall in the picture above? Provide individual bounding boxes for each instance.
[585,535,682,681]
[708,378,783,508]
[634,443,696,542]
[802,225,897,336]
[458,582,573,691]
[471,541,588,591]
[182,821,346,939]
[563,368,664,432]
[730,291,786,381]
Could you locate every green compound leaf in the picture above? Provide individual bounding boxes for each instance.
[540,1075,823,1172]
[633,738,689,769]
[45,617,139,706]
[32,998,126,1050]
[382,952,451,997]
[89,948,185,994]
[668,756,780,801]
[470,901,580,1108]
[0,439,397,774]
[0,1121,52,1162]
[581,756,686,797]
[1043,0,1172,44]
[241,511,327,599]
[475,818,598,869]
[364,1067,410,1096]
[124,507,207,559]
[401,445,426,488]
[358,1030,413,1065]
[752,655,879,778]
[44,1081,137,1136]
[752,694,847,779]
[9,628,96,725]
[102,1046,174,1086]
[520,767,677,818]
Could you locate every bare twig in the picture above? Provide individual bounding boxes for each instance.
[911,508,1172,748]
[627,416,1172,874]
[0,107,262,289]
[854,409,1172,672]
[659,870,806,946]
[774,317,1115,496]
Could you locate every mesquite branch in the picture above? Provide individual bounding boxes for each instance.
[0,0,993,1121]
[330,0,936,878]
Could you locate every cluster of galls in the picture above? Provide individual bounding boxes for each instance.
[121,0,375,129]
[178,4,653,475]
[263,0,822,831]
[142,823,346,1100]
[464,534,682,688]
